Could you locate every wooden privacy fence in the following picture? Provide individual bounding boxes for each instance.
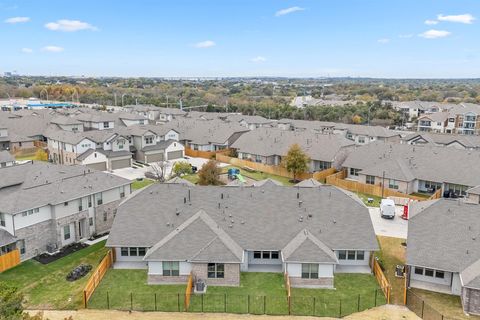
[0,249,21,272]
[428,188,442,200]
[326,169,427,202]
[185,147,230,159]
[184,272,194,311]
[284,272,292,314]
[372,258,391,304]
[83,249,115,308]
[216,153,313,180]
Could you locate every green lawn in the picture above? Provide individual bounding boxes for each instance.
[354,192,383,207]
[131,179,155,191]
[15,154,37,161]
[87,270,383,317]
[291,274,386,317]
[0,241,108,309]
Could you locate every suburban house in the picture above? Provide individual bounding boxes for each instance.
[119,126,184,163]
[0,150,15,167]
[341,142,480,196]
[403,132,480,150]
[333,124,402,145]
[106,180,378,288]
[225,114,275,130]
[123,105,187,123]
[0,161,131,261]
[393,101,455,122]
[76,112,117,131]
[416,103,480,135]
[164,118,249,151]
[231,128,355,172]
[406,199,480,315]
[417,112,452,133]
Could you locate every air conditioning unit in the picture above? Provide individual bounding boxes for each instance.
[46,243,58,254]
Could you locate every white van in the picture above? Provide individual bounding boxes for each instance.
[380,199,396,219]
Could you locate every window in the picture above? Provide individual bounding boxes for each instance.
[138,247,146,256]
[208,263,224,278]
[64,201,68,206]
[253,251,279,259]
[435,271,445,279]
[253,251,261,259]
[425,269,434,277]
[388,179,399,190]
[338,250,346,260]
[22,211,27,217]
[96,193,103,205]
[262,251,270,259]
[88,196,92,208]
[358,136,365,144]
[349,168,360,176]
[119,186,125,198]
[366,175,375,185]
[103,212,107,222]
[271,251,279,259]
[121,247,128,256]
[27,209,33,215]
[129,247,138,256]
[63,225,71,240]
[18,240,25,255]
[34,208,39,213]
[103,122,110,128]
[89,217,93,226]
[347,250,356,260]
[356,251,365,260]
[163,261,179,276]
[145,136,154,144]
[0,213,5,227]
[301,264,319,279]
[414,267,423,275]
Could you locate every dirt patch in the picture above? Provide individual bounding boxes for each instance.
[33,243,89,264]
[29,305,420,320]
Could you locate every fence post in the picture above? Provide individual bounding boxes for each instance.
[421,300,425,318]
[178,293,180,312]
[107,291,109,310]
[154,293,157,311]
[375,289,378,306]
[339,299,342,318]
[224,293,227,312]
[130,292,133,311]
[313,297,316,316]
[263,296,266,314]
[201,294,204,312]
[83,291,87,308]
[358,294,360,312]
[248,295,250,314]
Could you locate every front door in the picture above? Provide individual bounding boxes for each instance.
[78,219,86,239]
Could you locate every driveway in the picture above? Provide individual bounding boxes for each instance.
[109,157,229,181]
[368,206,408,239]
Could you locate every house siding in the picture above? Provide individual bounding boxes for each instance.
[191,263,240,286]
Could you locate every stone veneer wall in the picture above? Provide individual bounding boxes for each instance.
[462,287,480,316]
[15,219,56,260]
[55,210,90,244]
[94,199,123,234]
[191,263,240,286]
[148,274,189,285]
[290,276,334,288]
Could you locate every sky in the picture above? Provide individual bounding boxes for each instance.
[1,0,480,78]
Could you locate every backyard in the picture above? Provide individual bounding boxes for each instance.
[87,269,385,317]
[131,178,155,191]
[0,241,108,309]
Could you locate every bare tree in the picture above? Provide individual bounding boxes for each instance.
[149,161,169,182]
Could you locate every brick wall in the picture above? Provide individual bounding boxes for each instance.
[55,210,90,244]
[462,287,480,316]
[290,276,334,288]
[15,220,57,260]
[94,199,122,234]
[191,263,240,286]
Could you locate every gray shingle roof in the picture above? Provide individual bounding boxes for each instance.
[407,199,480,273]
[106,183,379,258]
[0,150,14,163]
[0,161,130,214]
[295,179,323,188]
[0,229,16,247]
[282,229,338,263]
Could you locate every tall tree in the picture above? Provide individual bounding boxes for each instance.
[283,144,310,182]
[198,160,222,185]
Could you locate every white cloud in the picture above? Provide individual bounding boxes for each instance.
[275,6,305,17]
[251,56,267,63]
[398,34,413,38]
[194,40,216,48]
[4,16,30,24]
[21,48,33,53]
[437,14,475,24]
[45,19,97,32]
[424,19,438,25]
[377,38,390,44]
[419,29,451,39]
[42,46,64,52]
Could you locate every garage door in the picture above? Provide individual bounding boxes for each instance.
[146,153,164,163]
[87,162,107,171]
[167,150,184,160]
[111,158,131,170]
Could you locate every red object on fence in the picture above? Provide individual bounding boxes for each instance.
[401,205,409,220]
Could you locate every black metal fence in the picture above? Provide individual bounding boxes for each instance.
[87,289,386,317]
[406,289,456,320]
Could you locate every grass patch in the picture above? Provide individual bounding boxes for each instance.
[354,192,383,207]
[182,174,200,184]
[410,192,432,199]
[131,179,155,191]
[292,274,385,317]
[410,288,478,320]
[376,236,406,305]
[222,166,295,186]
[0,241,108,309]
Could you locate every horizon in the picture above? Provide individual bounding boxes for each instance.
[2,0,480,78]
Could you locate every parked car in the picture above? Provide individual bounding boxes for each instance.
[191,165,198,173]
[380,199,396,219]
